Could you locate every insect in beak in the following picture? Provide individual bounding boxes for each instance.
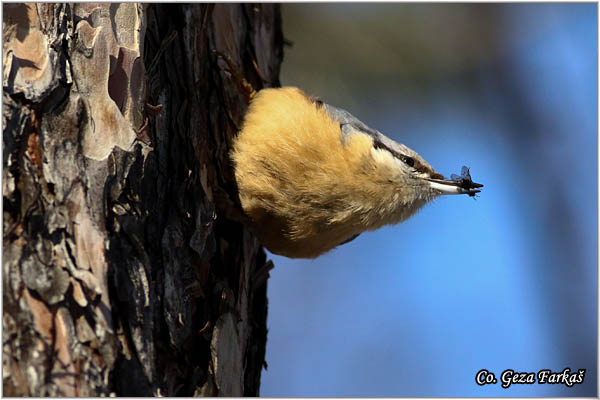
[425,166,483,197]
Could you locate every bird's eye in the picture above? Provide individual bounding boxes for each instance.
[402,156,415,167]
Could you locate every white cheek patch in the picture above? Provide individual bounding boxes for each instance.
[370,147,405,170]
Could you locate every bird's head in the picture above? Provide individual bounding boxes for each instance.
[322,102,482,222]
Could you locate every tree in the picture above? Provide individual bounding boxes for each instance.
[3,3,282,396]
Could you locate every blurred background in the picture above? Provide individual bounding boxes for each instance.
[261,3,597,397]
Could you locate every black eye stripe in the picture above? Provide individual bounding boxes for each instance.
[372,139,403,160]
[373,140,413,166]
[401,156,415,167]
[372,139,431,174]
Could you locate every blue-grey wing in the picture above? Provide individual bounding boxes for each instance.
[322,103,380,140]
[322,103,411,159]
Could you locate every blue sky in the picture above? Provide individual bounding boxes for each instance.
[261,4,596,396]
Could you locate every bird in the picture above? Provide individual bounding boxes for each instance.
[230,86,482,258]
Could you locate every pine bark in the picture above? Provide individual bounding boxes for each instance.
[3,3,282,396]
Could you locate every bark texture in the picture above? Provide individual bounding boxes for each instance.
[3,3,282,396]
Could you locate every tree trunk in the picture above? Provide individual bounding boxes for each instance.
[3,3,282,396]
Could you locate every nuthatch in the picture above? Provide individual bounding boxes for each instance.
[231,87,482,258]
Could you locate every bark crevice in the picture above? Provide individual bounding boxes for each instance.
[3,3,282,396]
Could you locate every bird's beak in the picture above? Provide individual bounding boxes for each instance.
[424,177,483,196]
